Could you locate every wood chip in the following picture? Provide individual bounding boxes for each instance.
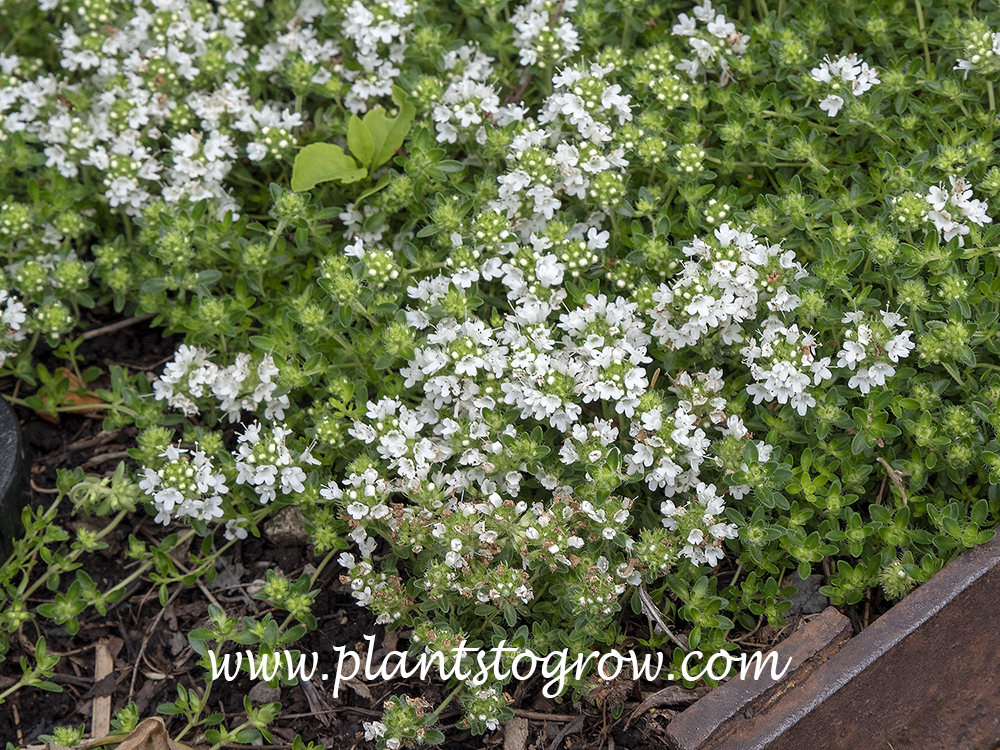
[91,638,122,740]
[504,716,530,750]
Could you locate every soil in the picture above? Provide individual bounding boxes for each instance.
[0,308,829,750]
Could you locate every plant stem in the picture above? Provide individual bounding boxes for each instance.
[434,682,466,716]
[620,8,633,47]
[279,549,338,631]
[914,0,932,77]
[19,510,129,600]
[0,678,27,704]
[267,219,288,256]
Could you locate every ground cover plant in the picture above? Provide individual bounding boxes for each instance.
[2,0,1000,745]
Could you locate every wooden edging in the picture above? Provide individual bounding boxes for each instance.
[667,532,1000,750]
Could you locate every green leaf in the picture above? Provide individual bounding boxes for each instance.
[971,499,988,526]
[348,114,375,170]
[355,173,392,204]
[362,96,416,171]
[422,727,446,745]
[140,277,168,294]
[290,143,366,191]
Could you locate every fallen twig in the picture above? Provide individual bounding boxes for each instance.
[546,714,584,750]
[129,586,182,701]
[626,685,712,728]
[637,586,690,652]
[876,456,911,505]
[82,313,156,341]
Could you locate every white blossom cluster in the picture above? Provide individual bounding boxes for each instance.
[152,344,289,422]
[670,0,747,83]
[138,445,228,525]
[432,44,526,145]
[668,369,727,423]
[836,310,916,394]
[0,288,27,368]
[924,176,992,247]
[715,416,771,501]
[511,0,581,67]
[327,287,749,620]
[341,0,414,113]
[488,61,631,233]
[337,550,390,615]
[661,482,738,566]
[402,293,652,431]
[810,53,881,118]
[742,316,833,416]
[0,1,315,219]
[624,402,708,494]
[648,222,808,349]
[409,61,631,307]
[255,12,341,89]
[235,422,320,504]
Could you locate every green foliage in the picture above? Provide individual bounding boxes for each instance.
[292,87,415,190]
[4,0,1000,745]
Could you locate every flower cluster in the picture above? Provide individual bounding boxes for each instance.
[341,0,413,112]
[0,288,27,368]
[152,345,289,422]
[234,422,319,504]
[512,0,581,67]
[623,398,708,495]
[668,369,727,423]
[836,310,916,394]
[138,445,228,525]
[924,176,992,247]
[431,45,516,145]
[671,0,748,83]
[742,316,833,416]
[810,53,881,117]
[255,8,339,98]
[459,683,511,733]
[954,21,1000,79]
[648,223,808,349]
[364,695,435,750]
[661,482,739,566]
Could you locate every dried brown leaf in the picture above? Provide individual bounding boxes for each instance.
[86,717,193,750]
[35,368,106,423]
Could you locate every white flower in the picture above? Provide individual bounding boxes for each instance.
[672,13,697,36]
[692,0,715,22]
[819,94,844,118]
[364,722,387,741]
[838,340,867,368]
[535,254,565,287]
[706,14,734,38]
[886,331,915,362]
[848,367,875,394]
